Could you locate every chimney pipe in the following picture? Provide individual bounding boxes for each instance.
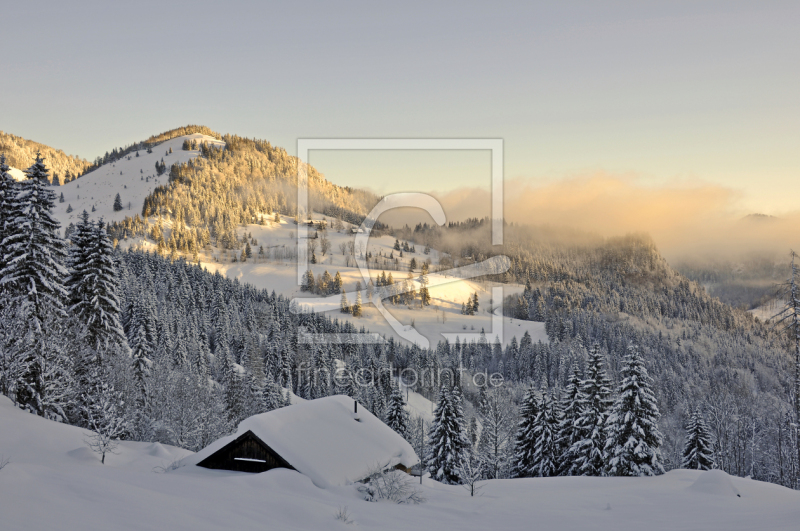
[354,400,358,414]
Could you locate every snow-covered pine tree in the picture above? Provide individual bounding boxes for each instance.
[301,269,315,292]
[0,154,17,259]
[0,153,71,415]
[333,271,343,294]
[605,344,665,477]
[113,193,123,212]
[419,263,431,306]
[352,282,363,317]
[511,387,540,478]
[467,416,478,447]
[426,385,470,484]
[222,352,244,424]
[0,152,68,322]
[569,342,614,476]
[385,382,410,439]
[682,406,716,470]
[557,361,585,475]
[531,390,560,477]
[130,322,152,408]
[262,372,284,412]
[67,218,128,359]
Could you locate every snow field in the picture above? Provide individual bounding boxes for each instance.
[1,395,799,531]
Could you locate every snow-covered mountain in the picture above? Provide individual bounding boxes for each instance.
[0,130,91,184]
[39,131,545,348]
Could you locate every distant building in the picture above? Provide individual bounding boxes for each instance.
[187,396,419,488]
[306,219,327,229]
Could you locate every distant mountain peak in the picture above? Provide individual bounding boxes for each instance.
[742,213,779,222]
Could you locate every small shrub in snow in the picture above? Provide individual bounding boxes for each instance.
[334,505,353,524]
[358,466,425,504]
[153,459,185,474]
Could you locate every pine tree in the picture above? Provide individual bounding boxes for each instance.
[301,269,315,292]
[531,390,560,477]
[0,154,18,270]
[67,218,128,359]
[1,152,68,320]
[352,285,363,317]
[556,361,585,475]
[262,372,284,412]
[426,385,470,484]
[682,407,715,470]
[419,263,431,306]
[113,193,123,212]
[569,343,614,476]
[385,383,410,438]
[340,291,350,313]
[0,153,70,415]
[130,322,152,408]
[333,271,343,294]
[222,351,244,425]
[605,345,665,477]
[512,387,540,478]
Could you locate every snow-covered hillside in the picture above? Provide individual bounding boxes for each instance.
[127,216,547,347]
[47,133,545,347]
[51,134,223,227]
[1,395,799,531]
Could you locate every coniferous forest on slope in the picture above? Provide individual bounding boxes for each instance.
[1,127,799,492]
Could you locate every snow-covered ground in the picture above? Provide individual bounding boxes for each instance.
[1,395,799,531]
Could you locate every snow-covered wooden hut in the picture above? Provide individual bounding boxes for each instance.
[186,395,419,488]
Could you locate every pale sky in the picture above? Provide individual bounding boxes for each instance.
[2,1,798,213]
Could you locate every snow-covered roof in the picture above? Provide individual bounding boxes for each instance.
[184,395,419,488]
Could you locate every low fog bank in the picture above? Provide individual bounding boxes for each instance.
[377,173,799,310]
[380,173,800,263]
